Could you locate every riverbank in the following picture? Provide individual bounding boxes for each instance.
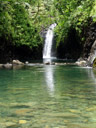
[0,58,92,70]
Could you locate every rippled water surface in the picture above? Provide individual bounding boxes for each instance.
[0,65,96,128]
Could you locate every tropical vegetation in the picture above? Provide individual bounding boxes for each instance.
[0,0,95,56]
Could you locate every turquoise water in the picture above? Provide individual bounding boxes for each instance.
[0,65,96,128]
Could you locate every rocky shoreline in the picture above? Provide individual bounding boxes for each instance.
[0,60,25,69]
[0,59,94,70]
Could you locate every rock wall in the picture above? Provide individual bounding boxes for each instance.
[88,40,96,65]
[56,20,96,64]
[82,21,96,59]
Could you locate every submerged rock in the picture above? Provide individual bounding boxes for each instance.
[19,120,27,124]
[13,65,24,70]
[5,122,17,128]
[0,64,3,68]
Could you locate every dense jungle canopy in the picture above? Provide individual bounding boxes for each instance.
[0,0,96,61]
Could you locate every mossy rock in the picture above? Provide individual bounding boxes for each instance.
[93,58,96,68]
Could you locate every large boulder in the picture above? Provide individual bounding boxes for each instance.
[75,58,88,67]
[12,60,24,65]
[88,40,96,65]
[3,63,12,69]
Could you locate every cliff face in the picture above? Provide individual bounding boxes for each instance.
[82,22,96,59]
[88,40,96,64]
[56,20,96,63]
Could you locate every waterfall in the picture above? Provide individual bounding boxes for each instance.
[43,23,56,59]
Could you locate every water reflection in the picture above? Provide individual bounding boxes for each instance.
[44,65,55,96]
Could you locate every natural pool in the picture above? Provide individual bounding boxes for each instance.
[0,64,96,128]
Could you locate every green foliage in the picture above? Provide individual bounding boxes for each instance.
[53,0,94,46]
[0,0,55,48]
[90,0,96,21]
[0,0,95,49]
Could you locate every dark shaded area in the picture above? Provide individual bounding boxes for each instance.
[0,37,43,63]
[0,36,12,63]
[13,45,43,62]
[57,28,82,60]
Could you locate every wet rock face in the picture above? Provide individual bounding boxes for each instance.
[75,60,87,67]
[88,40,96,65]
[83,22,96,59]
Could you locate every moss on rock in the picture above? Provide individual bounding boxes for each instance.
[93,58,96,68]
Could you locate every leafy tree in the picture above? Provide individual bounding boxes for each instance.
[53,0,94,46]
[0,0,56,49]
[0,0,95,52]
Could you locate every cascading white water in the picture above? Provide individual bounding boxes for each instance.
[43,23,56,59]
